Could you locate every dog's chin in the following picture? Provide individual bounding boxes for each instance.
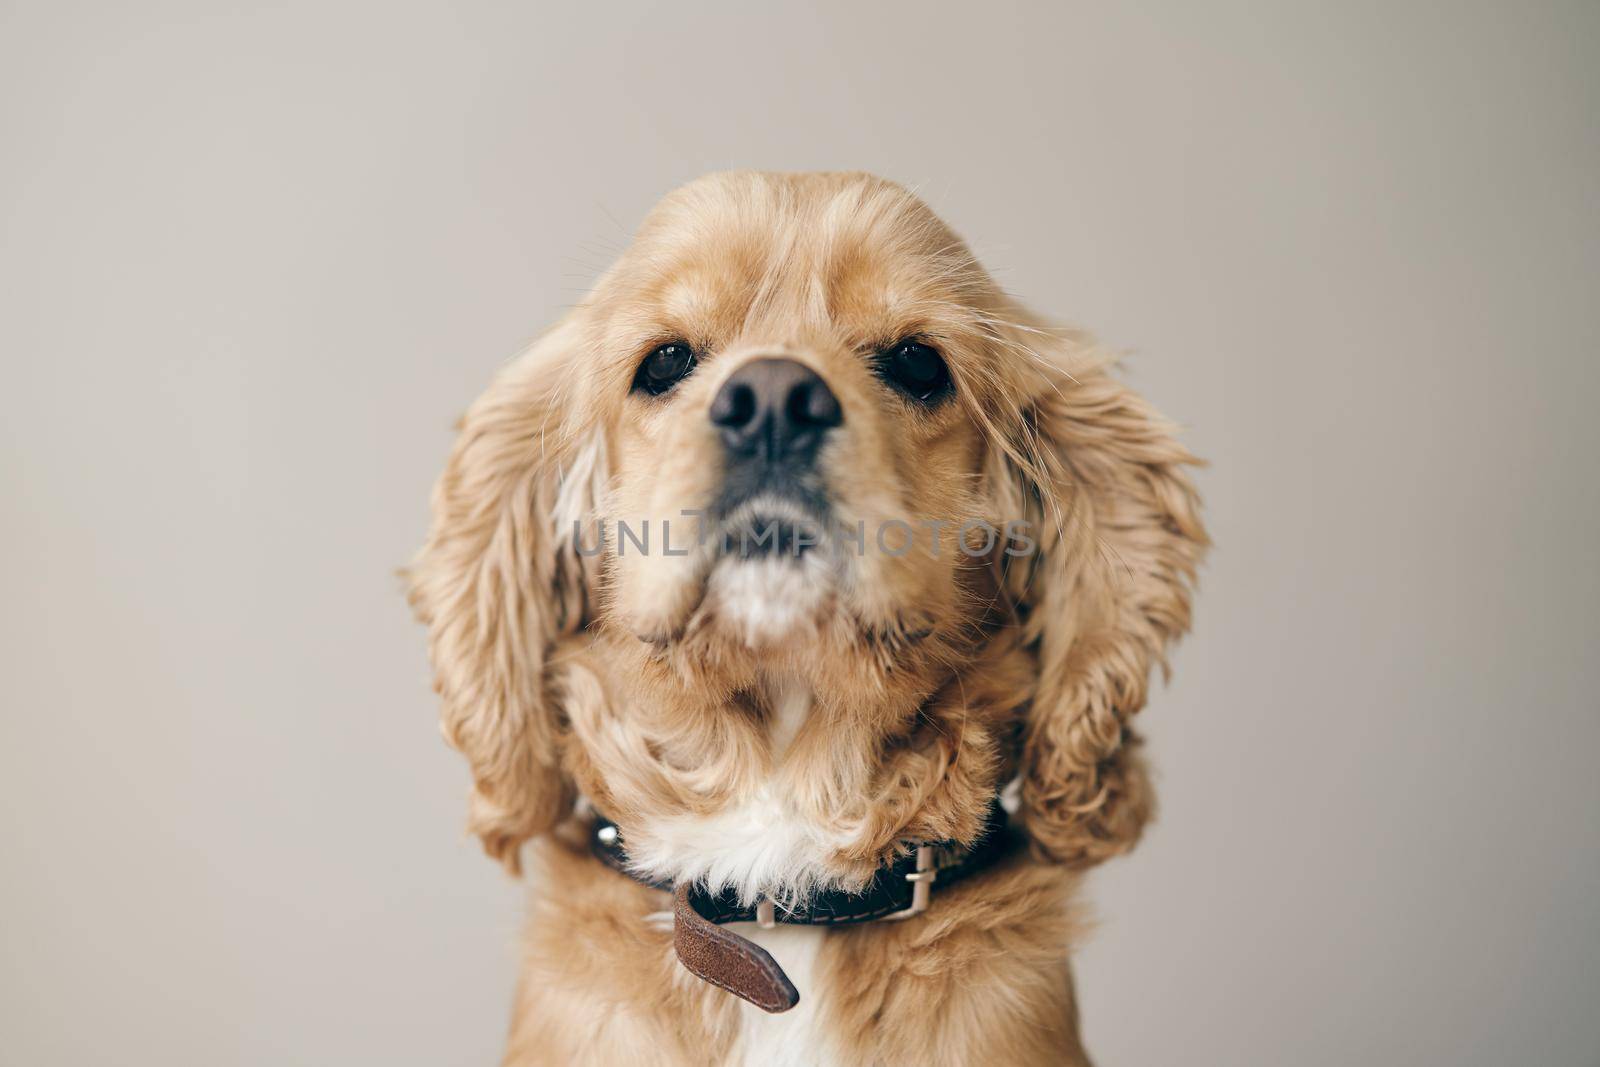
[703,553,834,649]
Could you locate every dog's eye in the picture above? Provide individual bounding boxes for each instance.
[878,340,952,404]
[632,342,697,397]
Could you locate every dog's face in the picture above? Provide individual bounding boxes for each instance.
[587,174,1002,656]
[409,172,1206,891]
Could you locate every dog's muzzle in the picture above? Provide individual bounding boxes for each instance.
[708,358,840,521]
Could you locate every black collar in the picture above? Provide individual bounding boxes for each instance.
[591,798,1011,924]
[588,799,1014,1012]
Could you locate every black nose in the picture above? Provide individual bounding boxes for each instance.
[709,358,842,462]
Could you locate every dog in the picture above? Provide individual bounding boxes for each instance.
[407,171,1207,1065]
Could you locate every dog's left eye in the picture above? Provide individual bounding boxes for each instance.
[878,340,953,404]
[632,342,698,397]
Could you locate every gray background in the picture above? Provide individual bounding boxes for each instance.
[3,2,1597,1064]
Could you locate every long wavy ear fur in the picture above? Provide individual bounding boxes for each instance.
[405,316,598,873]
[991,320,1209,867]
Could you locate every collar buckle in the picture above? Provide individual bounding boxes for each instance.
[882,845,937,921]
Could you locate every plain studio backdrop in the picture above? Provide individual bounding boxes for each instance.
[3,2,1597,1064]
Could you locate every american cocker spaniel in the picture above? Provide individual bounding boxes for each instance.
[408,170,1207,1066]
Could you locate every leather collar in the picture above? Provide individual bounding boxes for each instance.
[589,799,1012,1012]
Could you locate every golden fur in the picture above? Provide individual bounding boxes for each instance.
[408,171,1207,1064]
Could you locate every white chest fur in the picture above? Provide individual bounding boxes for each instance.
[623,679,846,1061]
[726,922,837,1067]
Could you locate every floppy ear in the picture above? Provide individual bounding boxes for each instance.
[406,315,601,874]
[990,324,1208,867]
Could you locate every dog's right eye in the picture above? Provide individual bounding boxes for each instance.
[632,342,698,397]
[877,339,953,405]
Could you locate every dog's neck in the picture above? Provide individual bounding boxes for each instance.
[763,675,813,762]
[615,673,848,907]
[567,620,1019,909]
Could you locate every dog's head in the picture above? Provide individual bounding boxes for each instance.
[408,172,1205,884]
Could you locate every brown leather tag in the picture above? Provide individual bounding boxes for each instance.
[673,884,800,1013]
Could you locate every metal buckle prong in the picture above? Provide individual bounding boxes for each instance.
[883,846,937,921]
